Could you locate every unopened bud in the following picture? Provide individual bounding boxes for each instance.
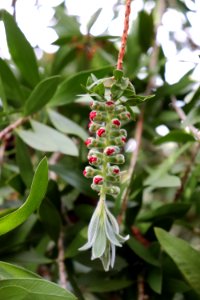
[93,176,104,185]
[97,127,106,137]
[105,186,120,196]
[104,146,120,156]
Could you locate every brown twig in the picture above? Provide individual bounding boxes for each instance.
[173,143,200,202]
[57,229,68,289]
[49,152,63,180]
[117,0,131,70]
[137,275,149,300]
[171,96,200,141]
[0,117,28,142]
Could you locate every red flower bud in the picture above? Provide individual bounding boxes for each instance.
[83,169,87,177]
[121,136,126,143]
[106,101,114,106]
[113,168,120,174]
[105,147,115,156]
[88,121,92,128]
[126,112,131,119]
[97,127,106,137]
[84,137,92,147]
[89,156,98,164]
[112,119,121,127]
[93,176,103,185]
[89,111,97,121]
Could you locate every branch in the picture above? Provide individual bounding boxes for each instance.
[171,96,200,141]
[137,275,149,300]
[0,117,28,142]
[117,0,131,70]
[57,229,68,289]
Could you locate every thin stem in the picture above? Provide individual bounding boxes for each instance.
[171,96,200,141]
[117,0,131,70]
[137,275,149,300]
[57,229,68,289]
[0,117,28,141]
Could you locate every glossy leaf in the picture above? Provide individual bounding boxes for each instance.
[49,66,113,106]
[0,279,77,300]
[0,157,48,236]
[154,130,195,145]
[155,228,200,295]
[0,261,40,280]
[24,76,60,116]
[48,109,88,141]
[1,10,40,87]
[17,120,78,156]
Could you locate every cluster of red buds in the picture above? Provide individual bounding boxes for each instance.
[83,86,131,198]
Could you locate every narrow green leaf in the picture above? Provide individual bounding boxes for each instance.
[155,228,200,295]
[138,203,190,222]
[88,279,132,292]
[0,261,40,280]
[127,237,160,266]
[154,130,195,145]
[16,137,34,188]
[24,76,60,116]
[124,94,155,106]
[1,10,40,87]
[0,58,24,106]
[48,109,88,141]
[147,267,162,294]
[138,11,154,52]
[3,249,52,265]
[0,75,7,112]
[0,279,77,300]
[87,8,102,33]
[17,120,78,156]
[49,66,113,106]
[65,227,87,258]
[0,157,48,236]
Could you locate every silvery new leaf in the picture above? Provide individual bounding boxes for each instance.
[79,199,129,271]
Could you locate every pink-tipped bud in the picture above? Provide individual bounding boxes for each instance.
[112,119,121,127]
[126,112,131,119]
[106,101,115,106]
[97,127,106,137]
[93,176,103,185]
[89,156,98,164]
[88,121,92,128]
[89,111,97,121]
[113,167,120,174]
[85,137,92,147]
[121,136,126,143]
[104,146,119,156]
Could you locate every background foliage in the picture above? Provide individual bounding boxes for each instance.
[0,1,200,299]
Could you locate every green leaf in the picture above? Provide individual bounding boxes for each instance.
[138,203,190,222]
[65,227,87,258]
[1,10,40,87]
[124,94,155,106]
[154,130,195,145]
[87,8,102,33]
[88,279,133,292]
[127,237,160,266]
[49,66,113,106]
[147,267,162,294]
[0,261,40,280]
[0,279,77,300]
[146,174,181,188]
[16,137,34,188]
[17,120,78,156]
[3,249,52,265]
[138,11,154,52]
[0,58,24,107]
[0,157,48,236]
[155,228,200,295]
[0,75,7,112]
[113,69,123,80]
[24,76,60,116]
[39,199,61,242]
[48,109,88,141]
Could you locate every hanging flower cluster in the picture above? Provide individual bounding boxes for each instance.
[79,70,137,270]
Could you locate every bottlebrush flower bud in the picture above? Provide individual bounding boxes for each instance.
[108,165,120,175]
[111,119,121,128]
[83,166,97,178]
[119,112,131,121]
[106,175,120,183]
[88,156,101,166]
[115,105,126,113]
[107,154,125,164]
[88,121,101,133]
[90,101,105,110]
[105,101,115,112]
[85,137,93,147]
[93,176,104,185]
[104,146,120,156]
[85,138,106,149]
[89,111,97,121]
[97,127,106,137]
[89,111,106,122]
